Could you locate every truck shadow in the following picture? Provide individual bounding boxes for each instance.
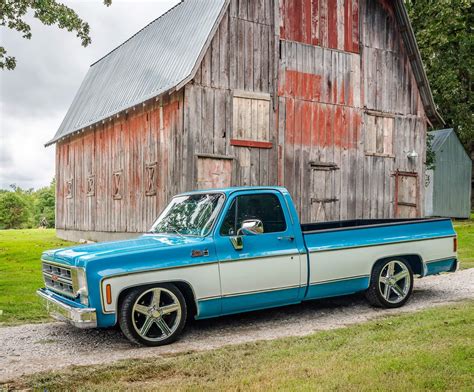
[50,286,440,350]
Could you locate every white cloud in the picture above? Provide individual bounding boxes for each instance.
[0,0,179,189]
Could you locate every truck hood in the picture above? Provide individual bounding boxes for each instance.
[41,234,209,268]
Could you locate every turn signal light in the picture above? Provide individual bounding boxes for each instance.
[453,237,457,253]
[106,284,112,305]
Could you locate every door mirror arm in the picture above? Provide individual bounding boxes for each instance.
[237,219,264,236]
[229,219,263,250]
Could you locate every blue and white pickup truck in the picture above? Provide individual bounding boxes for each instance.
[38,186,458,346]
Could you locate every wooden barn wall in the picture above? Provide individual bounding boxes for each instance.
[278,0,427,223]
[56,0,432,238]
[279,0,360,53]
[56,92,184,233]
[186,0,278,188]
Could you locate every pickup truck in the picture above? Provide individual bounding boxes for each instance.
[38,186,458,346]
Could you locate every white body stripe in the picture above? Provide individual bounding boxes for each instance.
[219,254,306,296]
[309,237,455,284]
[101,263,220,313]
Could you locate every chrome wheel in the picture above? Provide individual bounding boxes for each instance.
[378,260,411,304]
[131,287,182,342]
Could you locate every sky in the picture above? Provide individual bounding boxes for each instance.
[0,0,179,190]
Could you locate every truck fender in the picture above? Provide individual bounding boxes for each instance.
[368,254,424,285]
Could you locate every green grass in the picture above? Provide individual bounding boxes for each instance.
[453,212,474,269]
[0,229,76,326]
[5,301,473,391]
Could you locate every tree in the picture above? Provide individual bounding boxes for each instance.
[405,0,473,158]
[0,192,30,229]
[34,179,56,228]
[1,0,112,70]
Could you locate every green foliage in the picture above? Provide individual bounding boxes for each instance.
[425,132,436,170]
[0,0,112,70]
[33,180,56,228]
[0,191,30,229]
[0,180,56,229]
[405,0,474,156]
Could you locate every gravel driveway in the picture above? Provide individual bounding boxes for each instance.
[1,269,473,382]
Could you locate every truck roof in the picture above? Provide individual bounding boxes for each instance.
[177,186,289,197]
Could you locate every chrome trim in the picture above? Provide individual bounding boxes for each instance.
[37,288,97,329]
[42,261,77,299]
[424,256,457,264]
[198,284,302,301]
[309,274,370,286]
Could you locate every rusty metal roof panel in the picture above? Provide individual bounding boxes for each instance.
[47,0,227,145]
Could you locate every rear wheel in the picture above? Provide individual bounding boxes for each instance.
[119,283,187,346]
[366,258,413,308]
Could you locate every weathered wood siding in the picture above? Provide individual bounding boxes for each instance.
[56,92,184,235]
[56,0,430,240]
[278,0,427,223]
[279,0,360,53]
[186,0,278,189]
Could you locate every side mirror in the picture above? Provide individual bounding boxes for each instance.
[229,219,264,251]
[238,219,264,236]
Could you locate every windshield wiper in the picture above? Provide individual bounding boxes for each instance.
[170,229,185,238]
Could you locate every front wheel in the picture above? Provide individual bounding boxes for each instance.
[365,258,413,308]
[118,283,187,346]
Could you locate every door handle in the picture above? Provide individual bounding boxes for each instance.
[277,236,294,242]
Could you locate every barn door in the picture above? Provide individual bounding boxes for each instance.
[196,156,232,190]
[395,171,419,218]
[309,161,340,222]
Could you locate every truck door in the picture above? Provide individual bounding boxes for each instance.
[214,190,303,314]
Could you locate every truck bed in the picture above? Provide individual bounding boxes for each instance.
[301,218,449,233]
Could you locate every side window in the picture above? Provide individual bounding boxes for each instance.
[220,194,287,236]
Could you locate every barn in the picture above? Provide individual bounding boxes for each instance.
[424,129,472,219]
[47,0,443,242]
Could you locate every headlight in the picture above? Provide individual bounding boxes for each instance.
[72,268,89,305]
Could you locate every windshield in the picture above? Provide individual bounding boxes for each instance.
[149,193,225,237]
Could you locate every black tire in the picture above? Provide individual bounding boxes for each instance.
[365,257,414,308]
[118,283,187,346]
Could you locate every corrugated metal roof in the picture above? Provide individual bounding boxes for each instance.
[47,0,228,146]
[429,129,453,152]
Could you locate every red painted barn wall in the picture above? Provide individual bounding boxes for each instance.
[56,92,184,237]
[278,0,428,222]
[280,0,359,53]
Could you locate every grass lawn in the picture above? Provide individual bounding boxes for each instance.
[6,301,473,391]
[454,212,474,270]
[0,229,76,326]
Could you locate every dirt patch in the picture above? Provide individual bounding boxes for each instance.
[1,269,473,382]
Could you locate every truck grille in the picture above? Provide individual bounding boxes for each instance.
[42,262,76,298]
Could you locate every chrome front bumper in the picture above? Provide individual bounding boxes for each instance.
[37,288,97,329]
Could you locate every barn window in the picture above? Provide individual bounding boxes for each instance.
[86,175,95,197]
[145,162,158,196]
[196,155,233,190]
[395,171,419,218]
[65,179,74,199]
[112,170,123,200]
[309,161,340,221]
[364,112,394,157]
[231,90,272,149]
